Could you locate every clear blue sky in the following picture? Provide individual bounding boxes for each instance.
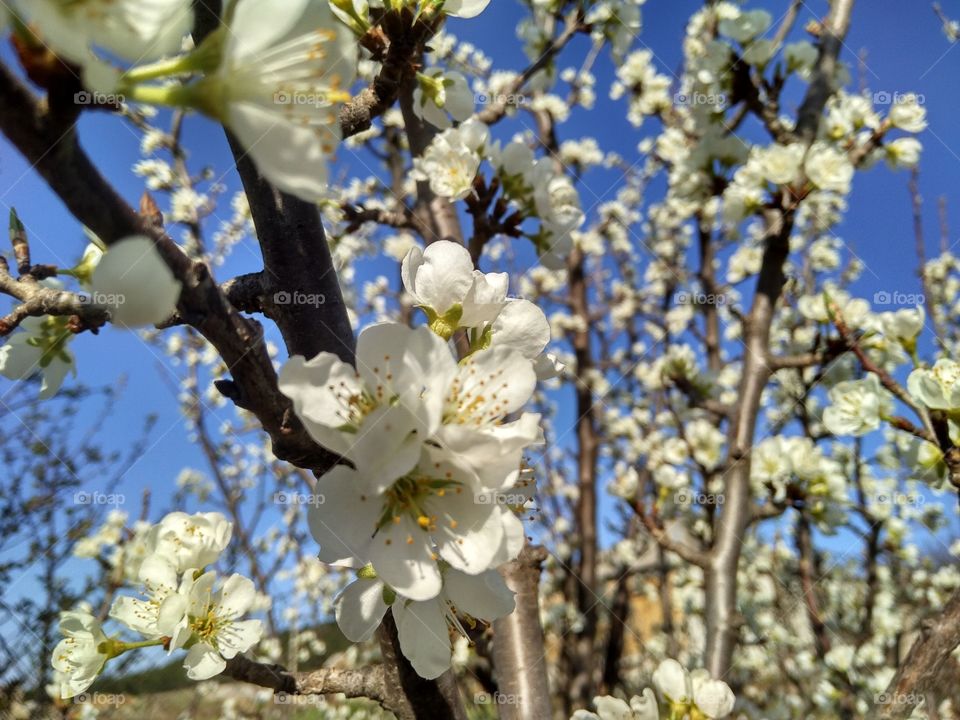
[1,0,959,631]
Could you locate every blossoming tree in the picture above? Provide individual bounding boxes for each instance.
[1,0,959,718]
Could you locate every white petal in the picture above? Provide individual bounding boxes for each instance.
[278,352,360,457]
[228,102,337,203]
[443,0,491,18]
[491,299,550,359]
[442,569,515,620]
[308,466,381,563]
[368,516,442,601]
[401,240,474,314]
[91,236,181,328]
[39,355,72,399]
[394,598,452,680]
[227,0,314,58]
[218,574,257,617]
[335,578,388,642]
[218,619,263,657]
[183,643,227,680]
[0,338,42,381]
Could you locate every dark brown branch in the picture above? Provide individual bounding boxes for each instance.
[0,61,331,470]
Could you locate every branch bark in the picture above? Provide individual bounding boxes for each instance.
[492,544,552,720]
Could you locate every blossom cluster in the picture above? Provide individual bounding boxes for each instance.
[279,240,550,678]
[572,659,735,720]
[51,511,262,698]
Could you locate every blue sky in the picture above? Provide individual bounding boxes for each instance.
[2,0,960,646]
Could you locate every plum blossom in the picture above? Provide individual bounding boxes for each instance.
[888,94,927,133]
[109,554,187,638]
[411,119,489,200]
[401,241,551,362]
[908,358,960,410]
[147,511,233,572]
[51,609,110,699]
[823,374,893,437]
[163,571,263,680]
[413,70,475,130]
[279,323,455,487]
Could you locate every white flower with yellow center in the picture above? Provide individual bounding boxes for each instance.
[109,554,188,638]
[147,511,233,572]
[279,323,456,489]
[51,610,110,699]
[163,571,263,680]
[411,119,489,200]
[126,0,357,202]
[908,358,960,410]
[823,374,893,437]
[308,443,526,601]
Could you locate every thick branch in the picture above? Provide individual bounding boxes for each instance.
[876,588,960,719]
[0,61,330,470]
[223,655,387,705]
[492,544,552,720]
